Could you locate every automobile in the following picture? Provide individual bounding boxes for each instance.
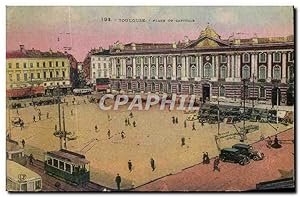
[219,148,250,165]
[186,114,199,121]
[226,116,240,124]
[232,144,264,161]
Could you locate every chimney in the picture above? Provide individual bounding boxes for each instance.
[20,45,25,52]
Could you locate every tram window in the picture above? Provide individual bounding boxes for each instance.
[47,158,52,165]
[53,159,58,168]
[21,183,27,191]
[59,161,64,170]
[65,164,71,173]
[35,180,41,190]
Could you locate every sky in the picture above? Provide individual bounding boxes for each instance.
[6,6,294,61]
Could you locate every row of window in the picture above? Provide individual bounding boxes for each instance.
[92,70,109,78]
[92,62,109,69]
[114,64,294,80]
[8,71,66,81]
[8,61,66,69]
[114,51,294,65]
[115,81,268,98]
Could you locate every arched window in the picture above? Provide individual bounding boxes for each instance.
[189,84,194,95]
[136,66,141,76]
[167,83,172,93]
[151,66,156,78]
[288,65,294,82]
[159,66,164,78]
[259,86,266,98]
[127,66,132,78]
[159,83,164,92]
[259,65,267,79]
[259,53,267,63]
[220,65,227,79]
[144,66,148,78]
[177,66,182,78]
[151,82,156,92]
[273,65,281,80]
[273,52,281,62]
[242,65,250,79]
[220,85,225,97]
[177,83,182,93]
[243,53,250,63]
[204,63,212,78]
[167,66,172,78]
[190,65,196,78]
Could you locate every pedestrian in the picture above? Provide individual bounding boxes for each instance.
[47,112,49,119]
[128,160,133,172]
[95,125,98,132]
[192,122,196,131]
[20,120,24,130]
[21,139,25,148]
[125,119,128,126]
[150,158,155,171]
[121,131,125,139]
[175,117,178,124]
[133,121,136,127]
[107,129,111,139]
[127,118,131,126]
[266,136,272,148]
[115,174,121,190]
[33,115,36,122]
[201,120,204,126]
[172,116,175,124]
[129,112,133,118]
[55,124,57,131]
[271,135,282,149]
[181,137,185,147]
[71,109,73,116]
[16,108,19,115]
[38,113,41,121]
[29,154,34,165]
[184,120,187,128]
[213,156,220,172]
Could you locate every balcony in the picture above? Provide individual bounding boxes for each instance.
[257,79,266,83]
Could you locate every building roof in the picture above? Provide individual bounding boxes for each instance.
[108,25,294,55]
[92,49,111,56]
[6,46,68,59]
[46,149,89,165]
[7,160,41,181]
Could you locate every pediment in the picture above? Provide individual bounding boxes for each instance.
[185,36,229,48]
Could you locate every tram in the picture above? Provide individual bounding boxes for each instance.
[44,149,90,185]
[6,160,42,192]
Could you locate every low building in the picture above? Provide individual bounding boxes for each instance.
[6,45,72,97]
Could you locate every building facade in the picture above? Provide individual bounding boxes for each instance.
[92,26,295,105]
[90,49,111,85]
[6,45,71,95]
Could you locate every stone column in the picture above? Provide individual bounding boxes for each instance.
[172,56,176,80]
[155,57,159,79]
[186,56,190,78]
[195,56,199,79]
[199,55,202,79]
[226,54,231,80]
[282,52,287,83]
[112,58,116,78]
[147,57,151,79]
[267,53,272,82]
[231,55,235,79]
[250,53,255,82]
[237,54,241,79]
[133,57,136,79]
[212,55,215,78]
[163,56,167,80]
[141,57,144,79]
[215,55,219,80]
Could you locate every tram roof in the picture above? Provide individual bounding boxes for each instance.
[7,160,41,182]
[46,149,90,165]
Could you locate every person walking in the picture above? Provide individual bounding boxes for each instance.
[121,131,125,139]
[33,115,36,122]
[181,137,185,147]
[107,129,111,139]
[95,125,98,132]
[133,121,136,127]
[192,122,196,131]
[128,160,133,172]
[21,139,25,148]
[184,120,187,128]
[172,116,175,124]
[150,158,155,171]
[175,117,178,124]
[47,112,49,119]
[29,154,34,165]
[115,174,121,190]
[213,156,220,172]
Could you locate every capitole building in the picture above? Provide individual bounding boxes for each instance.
[92,25,294,105]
